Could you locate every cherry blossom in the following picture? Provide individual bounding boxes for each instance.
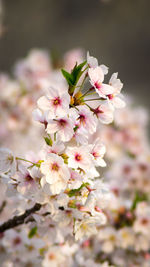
[66,145,93,170]
[93,102,114,124]
[0,49,131,267]
[46,116,75,142]
[40,153,70,194]
[88,67,114,98]
[90,139,106,167]
[77,105,98,134]
[37,86,70,118]
[0,148,16,175]
[107,73,126,109]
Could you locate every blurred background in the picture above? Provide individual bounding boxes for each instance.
[0,0,150,114]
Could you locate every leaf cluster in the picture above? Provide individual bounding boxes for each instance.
[61,61,87,95]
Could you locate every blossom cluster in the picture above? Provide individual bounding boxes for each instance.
[0,49,125,266]
[1,47,149,267]
[77,104,150,267]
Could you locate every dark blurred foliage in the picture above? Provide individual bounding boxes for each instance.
[0,0,150,112]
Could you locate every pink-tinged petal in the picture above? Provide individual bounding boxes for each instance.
[100,64,108,75]
[37,96,50,110]
[87,52,98,68]
[113,96,126,108]
[47,86,59,98]
[99,112,113,124]
[88,66,104,84]
[100,84,114,95]
[94,103,114,124]
[46,121,59,134]
[109,72,123,93]
[32,108,42,121]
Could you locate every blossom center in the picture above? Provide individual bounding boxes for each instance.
[58,119,67,127]
[78,114,86,125]
[25,174,34,183]
[107,94,114,100]
[94,81,102,89]
[141,218,148,225]
[48,253,56,260]
[51,162,59,172]
[13,237,21,245]
[94,107,104,115]
[81,223,88,231]
[75,153,82,162]
[53,97,61,106]
[92,151,99,158]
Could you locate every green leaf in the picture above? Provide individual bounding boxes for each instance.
[71,61,87,83]
[68,182,89,197]
[61,61,87,95]
[61,69,74,86]
[131,192,148,211]
[73,125,79,132]
[28,226,37,238]
[44,137,53,146]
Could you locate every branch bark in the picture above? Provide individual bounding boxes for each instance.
[0,203,42,233]
[0,201,6,214]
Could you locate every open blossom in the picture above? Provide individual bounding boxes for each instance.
[42,245,70,267]
[46,116,75,142]
[93,102,114,124]
[85,180,110,210]
[15,165,42,197]
[0,148,16,175]
[117,228,135,249]
[66,145,93,170]
[37,86,70,118]
[90,139,106,167]
[98,227,118,253]
[107,73,125,108]
[40,153,70,194]
[88,66,114,98]
[2,229,28,253]
[74,217,99,240]
[77,105,97,134]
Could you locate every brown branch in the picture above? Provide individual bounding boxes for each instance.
[0,203,42,233]
[0,201,6,214]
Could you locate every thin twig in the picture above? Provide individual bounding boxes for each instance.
[0,201,6,214]
[0,203,42,233]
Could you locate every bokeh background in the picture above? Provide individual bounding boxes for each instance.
[0,0,150,115]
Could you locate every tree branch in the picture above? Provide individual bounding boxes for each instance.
[0,201,6,214]
[0,203,42,233]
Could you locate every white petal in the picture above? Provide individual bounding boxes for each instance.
[100,84,114,95]
[113,96,126,108]
[100,64,108,75]
[37,96,50,110]
[87,51,98,68]
[97,158,107,167]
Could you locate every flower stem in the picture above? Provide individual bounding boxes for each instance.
[16,157,39,167]
[85,97,106,102]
